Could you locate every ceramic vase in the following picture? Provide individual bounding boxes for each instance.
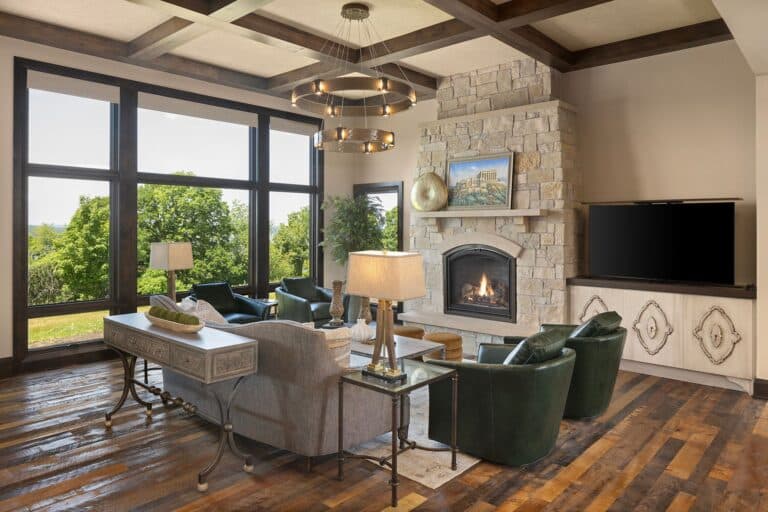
[359,296,373,324]
[350,318,374,343]
[329,280,344,326]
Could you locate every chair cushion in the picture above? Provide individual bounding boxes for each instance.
[282,277,318,300]
[224,312,263,324]
[192,282,237,314]
[504,330,568,365]
[310,301,331,320]
[570,311,622,338]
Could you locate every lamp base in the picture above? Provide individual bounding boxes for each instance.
[362,365,407,383]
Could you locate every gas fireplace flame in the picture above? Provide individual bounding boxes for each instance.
[478,273,495,297]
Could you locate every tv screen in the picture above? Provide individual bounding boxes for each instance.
[589,203,734,285]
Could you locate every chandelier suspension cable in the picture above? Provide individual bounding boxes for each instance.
[367,22,416,101]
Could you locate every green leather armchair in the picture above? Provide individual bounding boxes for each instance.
[428,344,575,466]
[275,277,333,325]
[539,323,627,419]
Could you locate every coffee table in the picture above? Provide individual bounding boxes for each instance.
[350,334,445,361]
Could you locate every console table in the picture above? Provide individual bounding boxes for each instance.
[103,313,258,491]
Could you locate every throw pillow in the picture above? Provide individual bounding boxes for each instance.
[149,294,183,312]
[194,299,229,325]
[570,311,622,338]
[282,277,318,300]
[320,327,352,368]
[503,330,568,365]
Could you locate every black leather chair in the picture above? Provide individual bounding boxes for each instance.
[428,342,575,466]
[275,277,333,325]
[505,312,626,419]
[190,282,269,324]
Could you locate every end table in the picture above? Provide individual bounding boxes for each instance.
[337,359,457,508]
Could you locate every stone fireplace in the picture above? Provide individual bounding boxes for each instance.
[444,244,516,322]
[398,58,581,355]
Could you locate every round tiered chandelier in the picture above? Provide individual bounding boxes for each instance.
[291,3,416,154]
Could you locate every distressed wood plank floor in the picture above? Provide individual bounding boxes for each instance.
[0,361,766,511]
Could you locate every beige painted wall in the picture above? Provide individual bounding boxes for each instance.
[756,75,768,378]
[0,36,318,359]
[321,100,440,285]
[561,41,757,284]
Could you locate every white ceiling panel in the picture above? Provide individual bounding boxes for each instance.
[401,36,528,77]
[171,30,318,78]
[0,0,171,42]
[532,0,721,51]
[258,0,453,48]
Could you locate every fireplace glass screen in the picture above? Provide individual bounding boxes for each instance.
[444,244,516,322]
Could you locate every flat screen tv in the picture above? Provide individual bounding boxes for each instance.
[589,202,734,285]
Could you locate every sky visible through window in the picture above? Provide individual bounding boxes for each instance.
[28,89,311,228]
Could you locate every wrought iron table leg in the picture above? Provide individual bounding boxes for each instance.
[197,377,253,492]
[337,379,344,481]
[390,395,400,508]
[105,350,131,428]
[451,373,458,471]
[143,359,149,384]
[127,355,153,417]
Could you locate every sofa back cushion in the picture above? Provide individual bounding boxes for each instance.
[192,282,237,314]
[504,330,568,365]
[282,277,318,300]
[570,311,622,338]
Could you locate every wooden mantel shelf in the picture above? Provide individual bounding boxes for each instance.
[413,208,545,218]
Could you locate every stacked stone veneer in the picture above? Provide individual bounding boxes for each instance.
[436,58,560,120]
[406,65,579,355]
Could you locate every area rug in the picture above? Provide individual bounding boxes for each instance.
[349,387,480,489]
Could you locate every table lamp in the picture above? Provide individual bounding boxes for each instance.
[345,250,426,382]
[149,241,193,302]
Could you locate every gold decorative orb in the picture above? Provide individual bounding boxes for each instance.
[411,172,448,211]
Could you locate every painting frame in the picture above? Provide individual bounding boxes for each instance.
[445,153,514,210]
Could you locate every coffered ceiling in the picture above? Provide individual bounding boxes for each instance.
[0,0,733,100]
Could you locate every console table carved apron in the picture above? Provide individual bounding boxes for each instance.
[103,313,258,492]
[338,359,458,508]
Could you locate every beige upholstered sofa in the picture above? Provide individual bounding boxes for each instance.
[162,320,392,457]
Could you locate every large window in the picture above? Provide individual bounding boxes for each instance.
[353,182,404,251]
[14,60,322,366]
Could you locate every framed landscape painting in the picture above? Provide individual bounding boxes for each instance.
[446,154,513,210]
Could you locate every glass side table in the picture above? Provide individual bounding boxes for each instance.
[338,359,458,508]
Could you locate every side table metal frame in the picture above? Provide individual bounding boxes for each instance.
[337,370,458,508]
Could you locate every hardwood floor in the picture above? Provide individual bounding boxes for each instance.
[0,361,766,511]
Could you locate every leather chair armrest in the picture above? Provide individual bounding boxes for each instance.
[315,286,333,302]
[233,294,269,320]
[503,335,527,345]
[477,343,516,364]
[540,323,578,336]
[276,287,312,323]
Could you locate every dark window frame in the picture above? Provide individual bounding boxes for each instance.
[352,181,405,251]
[12,58,324,371]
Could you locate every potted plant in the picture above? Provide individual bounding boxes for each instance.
[321,194,384,324]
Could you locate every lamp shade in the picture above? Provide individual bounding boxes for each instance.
[149,242,193,271]
[345,250,426,300]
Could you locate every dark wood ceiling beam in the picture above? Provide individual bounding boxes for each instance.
[0,12,270,92]
[570,19,733,71]
[267,62,344,93]
[232,14,357,65]
[496,0,613,28]
[422,0,574,70]
[127,0,276,60]
[358,19,482,67]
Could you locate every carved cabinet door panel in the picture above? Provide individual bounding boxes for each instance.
[623,291,682,368]
[682,296,753,379]
[568,286,631,359]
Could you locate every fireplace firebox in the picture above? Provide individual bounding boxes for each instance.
[443,244,516,322]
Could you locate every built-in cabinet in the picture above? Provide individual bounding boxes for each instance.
[569,285,755,384]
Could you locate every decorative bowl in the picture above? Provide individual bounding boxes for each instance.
[411,172,448,211]
[145,312,203,333]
